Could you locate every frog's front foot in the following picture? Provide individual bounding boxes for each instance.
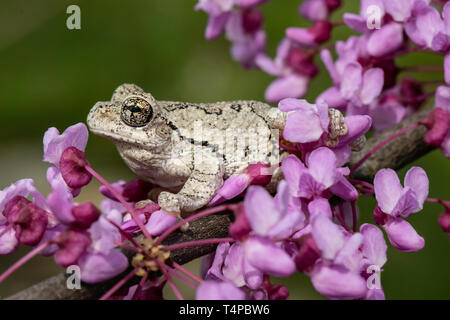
[158,191,182,215]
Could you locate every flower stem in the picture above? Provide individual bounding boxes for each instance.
[349,179,374,190]
[114,241,140,253]
[85,165,153,240]
[131,272,148,300]
[401,65,443,72]
[334,205,352,233]
[351,201,358,233]
[164,238,234,252]
[154,204,237,246]
[99,268,138,300]
[350,122,420,175]
[0,241,50,283]
[157,260,184,300]
[168,266,198,289]
[172,262,203,284]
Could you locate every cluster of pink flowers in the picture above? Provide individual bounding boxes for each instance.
[198,0,450,158]
[0,0,449,300]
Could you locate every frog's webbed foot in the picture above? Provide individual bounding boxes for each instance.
[158,159,224,214]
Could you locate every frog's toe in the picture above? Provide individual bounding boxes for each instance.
[158,191,181,214]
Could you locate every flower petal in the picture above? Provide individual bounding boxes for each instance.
[404,166,429,209]
[374,169,403,214]
[196,280,246,300]
[340,63,362,100]
[383,218,425,252]
[311,263,367,299]
[360,223,387,267]
[0,225,19,255]
[311,212,345,260]
[144,210,177,236]
[359,68,384,105]
[244,236,296,276]
[307,147,338,188]
[435,85,450,114]
[367,23,404,57]
[281,154,305,197]
[244,186,279,235]
[390,187,420,218]
[78,250,128,284]
[265,74,309,103]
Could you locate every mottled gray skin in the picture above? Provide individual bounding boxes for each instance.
[87,84,286,214]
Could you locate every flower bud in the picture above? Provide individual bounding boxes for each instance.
[438,212,450,233]
[54,229,92,267]
[287,47,318,77]
[421,108,450,147]
[123,179,154,203]
[294,234,321,273]
[60,147,92,188]
[71,202,101,229]
[325,0,341,10]
[229,205,252,241]
[4,196,49,246]
[242,9,263,34]
[373,205,389,226]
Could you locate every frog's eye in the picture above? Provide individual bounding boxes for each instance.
[120,97,153,127]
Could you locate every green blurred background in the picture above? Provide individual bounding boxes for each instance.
[0,0,448,299]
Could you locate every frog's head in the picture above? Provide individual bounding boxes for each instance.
[87,84,172,151]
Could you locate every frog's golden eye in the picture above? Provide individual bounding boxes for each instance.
[121,97,153,127]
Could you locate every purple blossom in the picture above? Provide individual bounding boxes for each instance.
[374,167,428,218]
[374,167,428,251]
[286,21,333,47]
[298,0,337,21]
[279,98,329,144]
[0,179,53,254]
[43,123,88,167]
[78,250,129,284]
[144,210,177,236]
[239,182,302,276]
[206,182,303,282]
[54,229,92,267]
[208,163,271,206]
[226,9,266,68]
[309,213,367,299]
[195,0,234,39]
[282,149,357,201]
[43,123,90,196]
[404,1,445,50]
[255,38,311,102]
[196,280,247,300]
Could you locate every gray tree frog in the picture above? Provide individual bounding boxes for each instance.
[87,84,287,214]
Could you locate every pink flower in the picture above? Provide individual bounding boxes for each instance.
[309,213,367,299]
[373,167,428,251]
[286,21,333,47]
[282,149,357,201]
[279,98,329,144]
[0,179,53,254]
[196,280,247,300]
[255,38,311,102]
[239,182,302,276]
[43,123,90,194]
[208,163,272,206]
[374,167,428,218]
[144,210,177,236]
